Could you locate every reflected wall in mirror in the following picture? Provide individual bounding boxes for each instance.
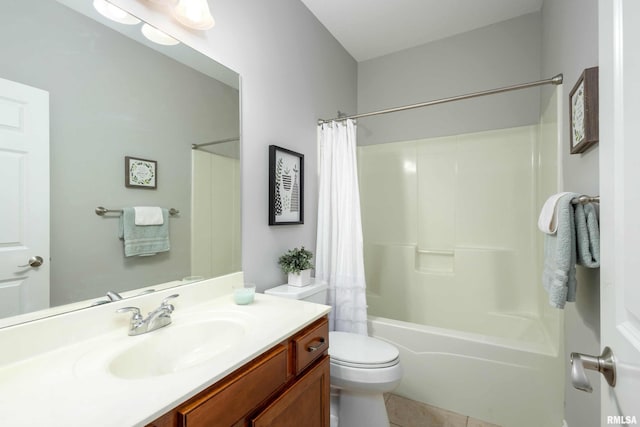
[0,0,241,326]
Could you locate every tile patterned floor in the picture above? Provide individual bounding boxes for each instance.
[385,394,501,427]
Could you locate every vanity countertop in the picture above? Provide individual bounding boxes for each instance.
[0,276,330,427]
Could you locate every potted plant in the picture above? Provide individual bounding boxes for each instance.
[278,246,313,287]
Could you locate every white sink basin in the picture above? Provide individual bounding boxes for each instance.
[75,310,257,380]
[110,319,244,379]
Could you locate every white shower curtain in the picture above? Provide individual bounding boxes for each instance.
[315,119,368,335]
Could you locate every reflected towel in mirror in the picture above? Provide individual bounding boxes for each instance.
[118,208,170,257]
[134,206,164,225]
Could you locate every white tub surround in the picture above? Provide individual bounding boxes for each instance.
[0,272,331,426]
[359,92,564,427]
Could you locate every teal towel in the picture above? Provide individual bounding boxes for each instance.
[542,193,600,308]
[542,193,579,308]
[118,208,170,257]
[575,203,600,268]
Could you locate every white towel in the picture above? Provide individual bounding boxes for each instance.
[134,206,164,225]
[538,192,571,234]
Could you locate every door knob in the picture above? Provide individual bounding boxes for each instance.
[18,256,44,268]
[570,346,616,392]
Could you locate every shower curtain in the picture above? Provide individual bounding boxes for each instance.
[316,119,368,335]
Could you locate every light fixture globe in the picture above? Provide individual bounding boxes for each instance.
[93,0,141,25]
[172,0,215,30]
[141,23,180,45]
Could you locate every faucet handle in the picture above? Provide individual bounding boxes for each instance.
[162,294,179,303]
[116,306,143,320]
[161,294,180,311]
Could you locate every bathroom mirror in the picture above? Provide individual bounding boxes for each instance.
[0,0,241,327]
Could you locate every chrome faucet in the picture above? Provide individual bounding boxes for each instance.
[92,289,156,306]
[91,290,124,306]
[116,294,179,336]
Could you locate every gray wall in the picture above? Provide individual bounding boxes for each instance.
[541,0,601,426]
[110,0,358,290]
[357,12,542,145]
[0,1,239,305]
[206,0,357,290]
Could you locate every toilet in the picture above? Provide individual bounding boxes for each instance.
[265,280,403,427]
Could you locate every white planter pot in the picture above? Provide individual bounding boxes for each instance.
[287,269,312,287]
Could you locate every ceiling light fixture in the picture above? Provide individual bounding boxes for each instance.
[146,0,178,4]
[93,0,214,47]
[172,0,215,30]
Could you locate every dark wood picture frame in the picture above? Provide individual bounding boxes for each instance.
[125,156,157,189]
[269,145,304,225]
[569,67,599,154]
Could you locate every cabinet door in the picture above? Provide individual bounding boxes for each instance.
[251,355,330,427]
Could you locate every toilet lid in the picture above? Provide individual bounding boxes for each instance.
[329,331,399,368]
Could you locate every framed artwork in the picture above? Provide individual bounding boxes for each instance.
[125,156,157,189]
[269,145,304,225]
[569,67,599,154]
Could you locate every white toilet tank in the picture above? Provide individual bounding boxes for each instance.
[264,279,328,304]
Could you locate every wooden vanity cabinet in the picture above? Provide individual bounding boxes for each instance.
[147,316,329,427]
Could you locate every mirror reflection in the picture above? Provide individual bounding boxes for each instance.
[0,0,241,326]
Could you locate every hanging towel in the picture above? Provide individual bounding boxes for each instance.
[542,192,580,308]
[134,206,164,225]
[538,192,571,234]
[118,208,170,257]
[575,202,600,268]
[542,193,600,308]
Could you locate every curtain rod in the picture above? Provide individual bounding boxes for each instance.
[318,74,563,125]
[191,137,240,150]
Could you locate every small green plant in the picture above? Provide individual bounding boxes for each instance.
[278,246,313,274]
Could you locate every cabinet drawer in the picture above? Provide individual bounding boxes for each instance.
[292,317,329,375]
[177,345,288,427]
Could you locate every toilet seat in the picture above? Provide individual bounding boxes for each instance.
[329,331,400,369]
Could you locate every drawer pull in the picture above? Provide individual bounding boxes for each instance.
[307,337,326,352]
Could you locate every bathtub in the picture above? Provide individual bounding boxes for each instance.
[368,315,564,427]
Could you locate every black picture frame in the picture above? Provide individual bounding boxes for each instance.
[125,156,157,189]
[569,67,599,154]
[269,145,304,225]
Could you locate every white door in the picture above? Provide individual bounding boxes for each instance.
[599,0,640,424]
[0,77,50,318]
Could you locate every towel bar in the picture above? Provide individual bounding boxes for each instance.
[571,195,599,205]
[95,206,180,216]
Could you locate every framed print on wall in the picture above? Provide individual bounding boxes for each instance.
[269,145,304,225]
[569,67,599,154]
[125,156,157,189]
